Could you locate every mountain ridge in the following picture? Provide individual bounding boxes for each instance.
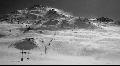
[0,5,119,31]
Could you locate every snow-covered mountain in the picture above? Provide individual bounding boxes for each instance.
[0,5,119,31]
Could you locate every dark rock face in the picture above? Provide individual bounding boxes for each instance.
[25,14,37,20]
[97,17,114,23]
[44,9,61,20]
[114,20,120,26]
[13,38,38,50]
[0,34,5,38]
[42,19,59,26]
[74,18,90,29]
[59,20,74,29]
[0,15,10,22]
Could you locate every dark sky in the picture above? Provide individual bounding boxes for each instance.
[0,0,120,19]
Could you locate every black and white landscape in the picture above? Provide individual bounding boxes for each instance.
[0,0,120,65]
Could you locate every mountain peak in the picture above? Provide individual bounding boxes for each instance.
[0,5,119,31]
